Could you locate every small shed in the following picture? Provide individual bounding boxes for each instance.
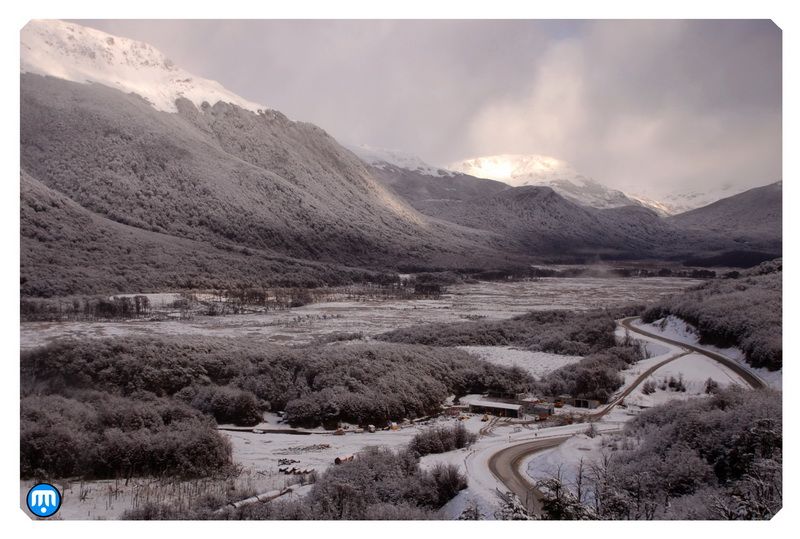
[573,398,601,409]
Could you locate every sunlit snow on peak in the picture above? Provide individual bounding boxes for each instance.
[449,154,578,185]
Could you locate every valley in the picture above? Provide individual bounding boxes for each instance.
[20,276,699,350]
[17,19,782,523]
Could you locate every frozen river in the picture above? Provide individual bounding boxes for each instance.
[20,277,700,350]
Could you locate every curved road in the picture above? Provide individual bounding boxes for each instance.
[486,316,767,516]
[487,435,571,514]
[619,317,767,389]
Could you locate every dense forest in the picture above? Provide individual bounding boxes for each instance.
[21,337,530,479]
[642,260,782,370]
[21,391,232,479]
[378,309,631,356]
[537,388,782,520]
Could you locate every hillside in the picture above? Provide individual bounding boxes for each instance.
[368,164,510,205]
[21,170,401,296]
[415,186,727,259]
[670,182,782,251]
[20,73,509,286]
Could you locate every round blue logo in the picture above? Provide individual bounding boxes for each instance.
[26,483,62,518]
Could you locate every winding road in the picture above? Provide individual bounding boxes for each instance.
[484,316,767,516]
[619,317,767,389]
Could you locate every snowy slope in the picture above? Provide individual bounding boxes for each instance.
[21,19,264,113]
[449,154,670,215]
[347,144,455,178]
[659,185,753,215]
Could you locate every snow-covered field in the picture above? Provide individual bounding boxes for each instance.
[622,353,750,408]
[458,346,582,379]
[222,413,474,476]
[21,277,699,350]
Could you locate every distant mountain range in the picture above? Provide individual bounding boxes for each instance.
[358,148,766,217]
[449,154,656,212]
[19,20,782,296]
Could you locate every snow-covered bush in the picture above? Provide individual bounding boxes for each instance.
[408,423,476,456]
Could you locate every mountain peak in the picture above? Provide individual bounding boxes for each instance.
[448,153,662,213]
[21,19,264,113]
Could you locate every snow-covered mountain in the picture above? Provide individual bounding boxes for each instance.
[20,20,512,296]
[21,19,264,113]
[656,186,754,215]
[448,154,671,215]
[347,145,455,178]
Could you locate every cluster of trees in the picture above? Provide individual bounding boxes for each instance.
[21,337,532,431]
[20,391,232,480]
[126,447,467,520]
[21,295,152,321]
[534,344,646,402]
[378,309,630,356]
[642,265,782,370]
[524,266,717,279]
[175,385,263,426]
[536,388,782,520]
[408,423,477,456]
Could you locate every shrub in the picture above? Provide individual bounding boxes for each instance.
[408,423,477,456]
[537,388,782,520]
[177,385,262,426]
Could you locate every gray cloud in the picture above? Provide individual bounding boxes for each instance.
[76,19,781,196]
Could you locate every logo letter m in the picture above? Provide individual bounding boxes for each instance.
[31,490,56,507]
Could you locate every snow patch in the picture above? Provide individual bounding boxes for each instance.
[458,346,582,379]
[524,434,606,491]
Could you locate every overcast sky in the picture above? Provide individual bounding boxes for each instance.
[78,19,781,197]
